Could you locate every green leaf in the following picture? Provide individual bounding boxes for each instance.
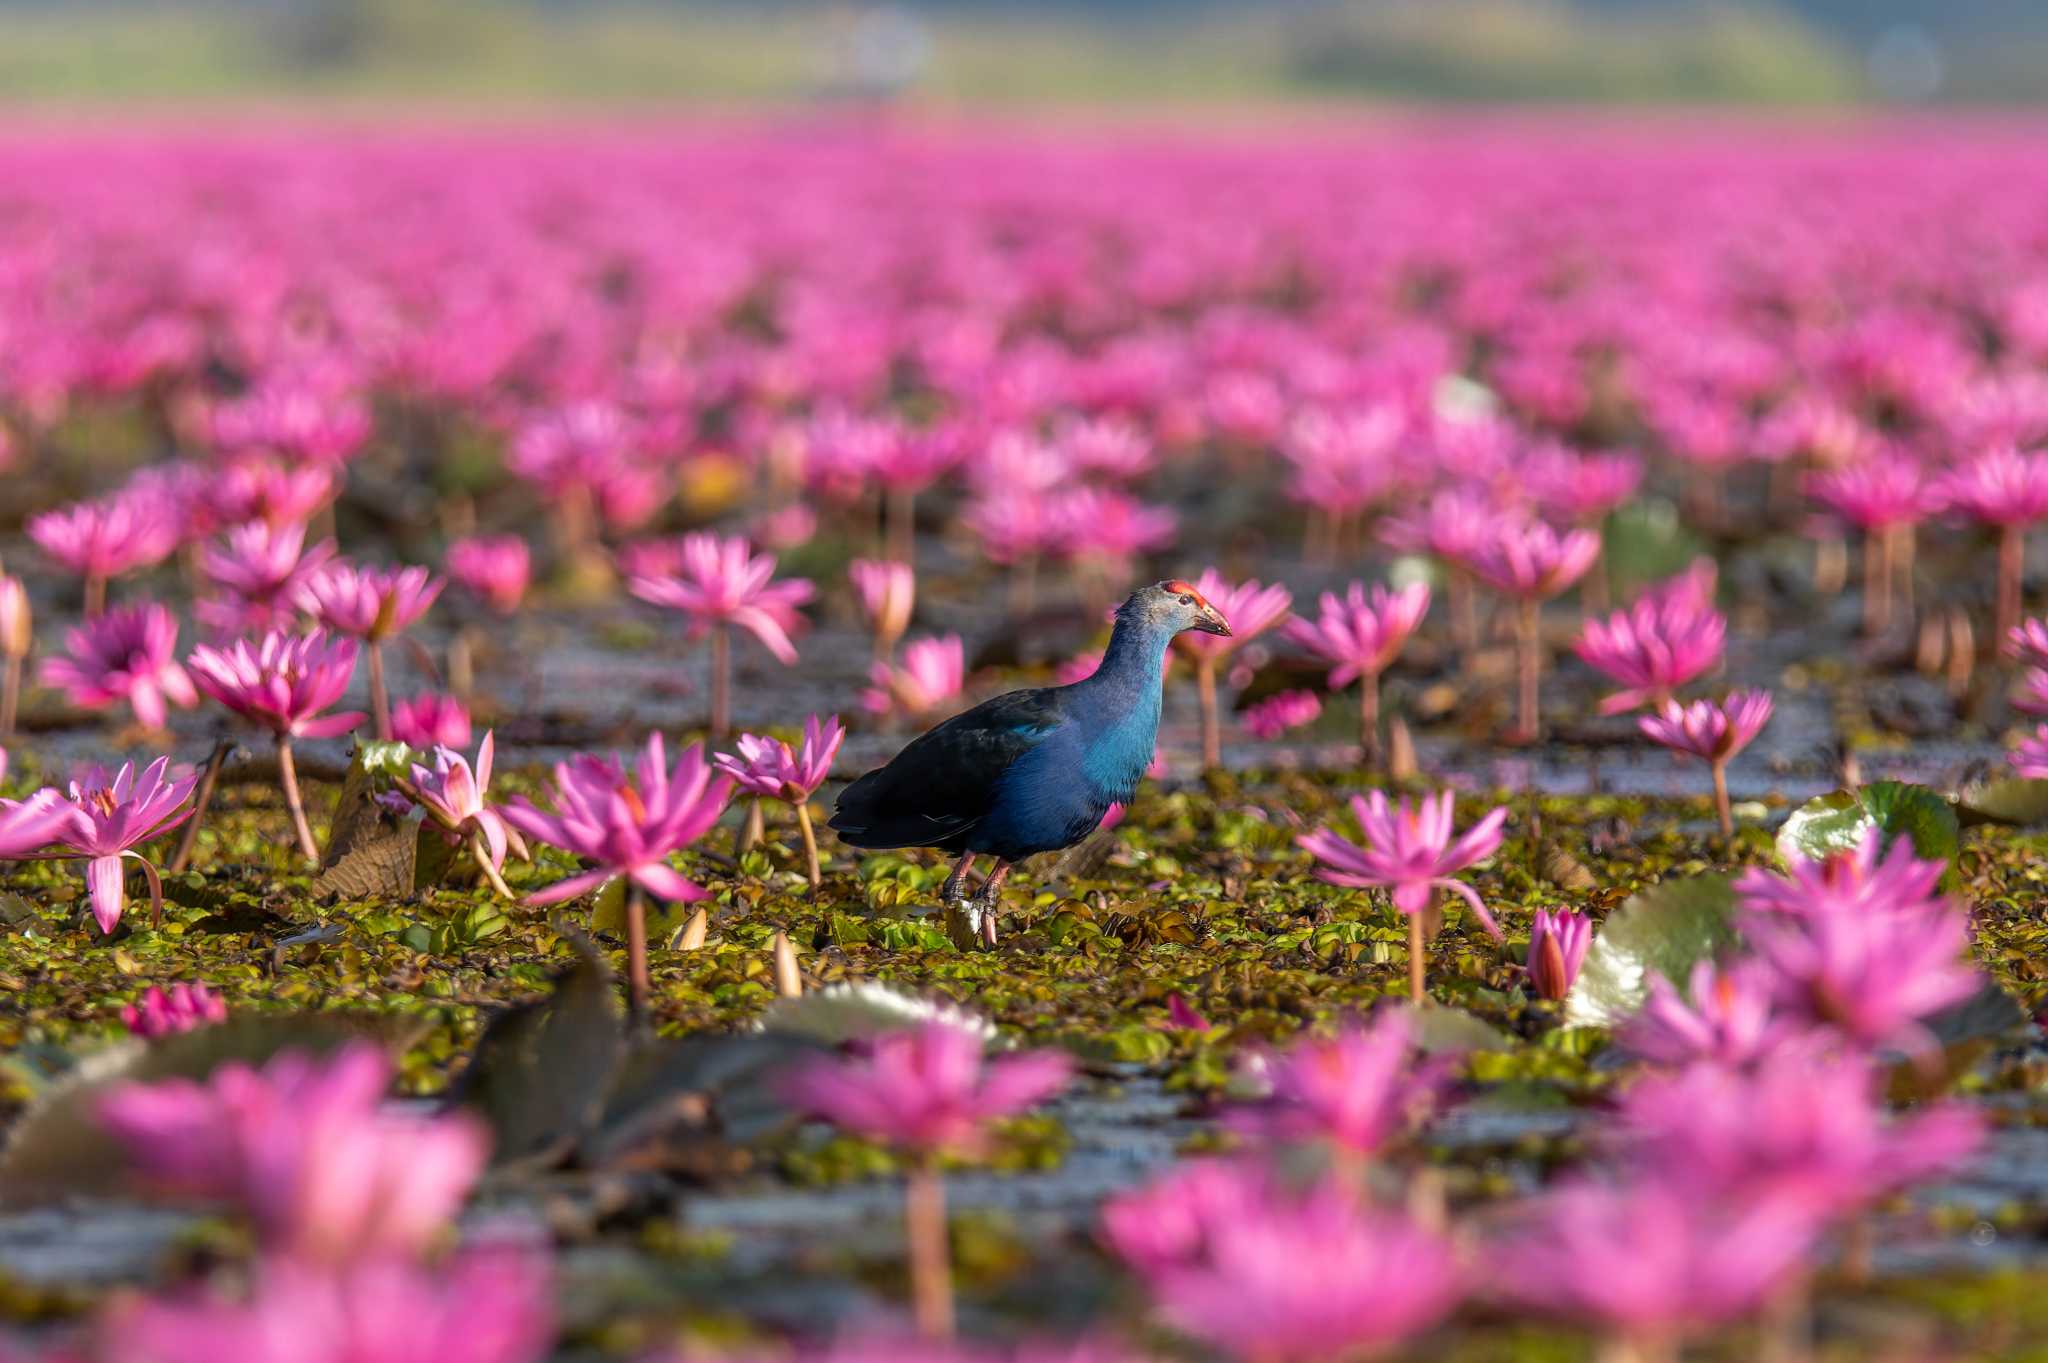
[1776,780,1959,870]
[1563,874,1740,1029]
[1954,777,2048,828]
[356,740,422,781]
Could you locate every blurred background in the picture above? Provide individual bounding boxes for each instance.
[0,0,2037,110]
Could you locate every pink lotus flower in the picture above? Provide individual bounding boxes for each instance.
[1614,1048,1983,1219]
[1527,445,1643,525]
[1104,1158,1460,1363]
[1490,1178,1819,1343]
[444,535,531,615]
[299,563,444,641]
[1733,829,1946,921]
[188,630,364,741]
[0,573,31,659]
[1284,581,1428,763]
[1574,598,1726,715]
[502,734,732,1014]
[198,521,337,636]
[107,1247,551,1363]
[628,533,813,736]
[1241,688,1321,740]
[1940,444,2048,640]
[1059,415,1156,480]
[715,713,845,888]
[849,557,915,658]
[781,1020,1071,1157]
[1462,519,1600,602]
[864,634,966,719]
[1169,570,1292,769]
[400,733,515,896]
[97,1044,488,1265]
[28,492,181,614]
[40,603,198,732]
[1526,907,1591,1001]
[210,457,337,530]
[1638,689,1773,836]
[1227,1010,1450,1158]
[0,790,86,861]
[49,757,196,934]
[1624,960,1791,1068]
[121,982,227,1039]
[187,630,364,864]
[1298,790,1506,928]
[392,692,473,751]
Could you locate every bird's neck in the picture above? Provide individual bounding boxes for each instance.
[1088,611,1175,700]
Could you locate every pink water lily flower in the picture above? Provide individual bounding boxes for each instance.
[105,1245,553,1363]
[299,562,444,742]
[122,982,228,1039]
[782,1020,1072,1157]
[1527,907,1591,1001]
[0,790,84,861]
[50,756,197,934]
[1574,598,1726,715]
[1624,960,1791,1068]
[97,1044,488,1266]
[1939,444,2048,640]
[864,634,966,720]
[1227,1010,1451,1159]
[1465,519,1600,740]
[1283,581,1428,763]
[1241,688,1322,741]
[1733,828,1946,921]
[400,733,515,897]
[40,603,199,732]
[197,520,336,635]
[715,713,845,888]
[628,532,814,737]
[444,535,531,615]
[392,692,473,750]
[1638,689,1773,836]
[849,557,916,659]
[1169,569,1293,769]
[0,572,28,736]
[502,734,733,1015]
[28,492,181,615]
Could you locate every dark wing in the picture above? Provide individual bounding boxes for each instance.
[828,685,1070,850]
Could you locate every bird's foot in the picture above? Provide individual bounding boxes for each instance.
[942,896,986,952]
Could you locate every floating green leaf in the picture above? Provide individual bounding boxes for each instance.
[1563,874,1740,1029]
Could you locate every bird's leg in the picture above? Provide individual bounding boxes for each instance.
[940,853,981,951]
[976,860,1013,948]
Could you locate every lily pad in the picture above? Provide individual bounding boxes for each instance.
[1776,780,1959,870]
[1563,874,1740,1029]
[1954,777,2048,829]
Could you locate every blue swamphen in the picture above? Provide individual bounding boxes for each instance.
[830,580,1231,945]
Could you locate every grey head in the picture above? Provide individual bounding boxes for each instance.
[1120,579,1233,637]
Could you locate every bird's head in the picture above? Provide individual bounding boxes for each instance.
[1128,579,1232,637]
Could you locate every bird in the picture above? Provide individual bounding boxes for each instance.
[830,580,1232,946]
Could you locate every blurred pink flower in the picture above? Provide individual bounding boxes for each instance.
[0,790,85,860]
[1939,444,2048,527]
[1227,1010,1450,1156]
[1624,960,1791,1068]
[1297,790,1506,935]
[502,733,732,907]
[187,630,363,740]
[1283,582,1430,690]
[780,1021,1070,1157]
[198,521,338,635]
[715,713,844,805]
[1380,487,1507,563]
[444,536,531,615]
[104,1245,551,1363]
[1574,597,1726,715]
[2012,724,2048,778]
[1463,519,1600,601]
[849,558,915,656]
[1241,688,1321,740]
[1526,907,1591,1001]
[1735,829,1947,921]
[1807,451,1942,529]
[1169,569,1292,664]
[97,1044,488,1264]
[28,493,181,608]
[0,574,29,661]
[1526,445,1643,525]
[51,757,196,934]
[41,603,198,731]
[627,532,813,664]
[1058,415,1156,480]
[299,563,444,643]
[1104,1158,1459,1363]
[210,458,337,530]
[1638,689,1773,764]
[392,693,473,751]
[122,982,227,1040]
[864,634,966,718]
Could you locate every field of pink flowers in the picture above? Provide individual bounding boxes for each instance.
[0,118,2045,1362]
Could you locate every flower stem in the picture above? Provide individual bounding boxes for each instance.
[84,573,105,619]
[1711,758,1733,838]
[366,641,394,742]
[470,827,514,900]
[1862,528,1891,636]
[624,880,651,1027]
[1359,669,1381,768]
[1197,656,1221,770]
[887,486,916,564]
[1407,908,1426,1004]
[795,799,822,891]
[169,739,234,875]
[275,737,321,867]
[905,1157,955,1339]
[1515,596,1540,742]
[1448,566,1478,653]
[0,653,19,739]
[1998,522,2025,645]
[708,623,731,739]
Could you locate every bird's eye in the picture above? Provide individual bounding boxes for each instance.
[1179,594,1194,605]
